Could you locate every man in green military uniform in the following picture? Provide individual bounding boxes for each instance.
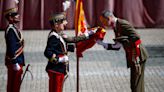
[96,10,148,92]
[44,12,93,92]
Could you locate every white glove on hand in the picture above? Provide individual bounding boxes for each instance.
[13,63,21,71]
[84,32,89,37]
[83,29,89,37]
[88,28,97,35]
[84,29,96,38]
[58,55,69,63]
[96,40,108,49]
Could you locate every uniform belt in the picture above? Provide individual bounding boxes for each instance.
[5,46,24,61]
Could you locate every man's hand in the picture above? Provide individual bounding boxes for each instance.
[96,40,108,49]
[135,64,141,75]
[50,54,69,64]
[88,28,97,35]
[84,29,96,38]
[58,55,69,63]
[49,54,58,63]
[13,63,21,71]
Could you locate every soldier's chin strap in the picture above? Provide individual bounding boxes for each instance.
[20,64,33,86]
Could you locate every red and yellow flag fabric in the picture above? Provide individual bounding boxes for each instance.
[77,27,106,57]
[75,0,87,36]
[75,0,106,57]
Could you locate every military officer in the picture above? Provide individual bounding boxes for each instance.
[96,10,148,92]
[44,12,92,92]
[4,6,25,92]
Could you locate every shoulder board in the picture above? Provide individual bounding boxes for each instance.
[6,24,22,40]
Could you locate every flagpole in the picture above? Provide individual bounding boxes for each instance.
[75,0,82,92]
[76,55,79,92]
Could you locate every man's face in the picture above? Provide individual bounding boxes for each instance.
[99,16,112,28]
[13,14,20,23]
[57,23,65,31]
[9,13,20,23]
[53,20,68,32]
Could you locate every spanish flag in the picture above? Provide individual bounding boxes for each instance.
[75,0,87,36]
[75,0,106,57]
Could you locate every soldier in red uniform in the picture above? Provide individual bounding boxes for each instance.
[96,10,148,92]
[44,12,93,92]
[4,4,25,92]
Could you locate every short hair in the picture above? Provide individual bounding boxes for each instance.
[101,10,114,19]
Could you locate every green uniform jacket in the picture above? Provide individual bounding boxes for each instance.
[114,18,148,68]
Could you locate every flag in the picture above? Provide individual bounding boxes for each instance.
[75,0,87,36]
[75,0,106,57]
[77,27,106,57]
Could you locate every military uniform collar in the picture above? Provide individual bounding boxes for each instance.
[9,24,14,27]
[52,29,63,33]
[49,30,64,38]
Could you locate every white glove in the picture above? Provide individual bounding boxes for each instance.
[58,55,69,63]
[84,29,96,37]
[63,1,71,11]
[88,28,97,35]
[13,63,21,71]
[84,32,89,37]
[96,40,108,49]
[88,31,95,36]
